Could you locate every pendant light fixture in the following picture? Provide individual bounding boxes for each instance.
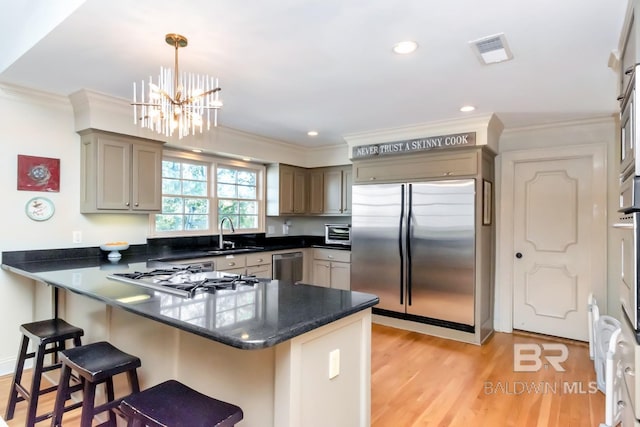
[132,33,222,139]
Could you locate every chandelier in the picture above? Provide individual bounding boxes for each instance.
[132,33,222,139]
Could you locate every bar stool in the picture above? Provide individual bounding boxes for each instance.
[51,341,141,427]
[119,380,244,427]
[4,318,84,427]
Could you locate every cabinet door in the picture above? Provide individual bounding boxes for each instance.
[309,170,324,214]
[97,138,131,210]
[293,168,307,213]
[279,167,295,214]
[354,149,479,183]
[620,18,636,96]
[312,260,331,287]
[323,168,343,214]
[330,262,351,290]
[132,142,162,211]
[341,166,352,215]
[247,264,272,279]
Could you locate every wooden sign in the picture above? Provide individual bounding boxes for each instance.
[351,132,476,159]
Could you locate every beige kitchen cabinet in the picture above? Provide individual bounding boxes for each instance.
[353,148,479,183]
[160,251,272,278]
[266,164,308,215]
[308,170,324,214]
[80,129,164,213]
[619,5,636,100]
[341,165,352,215]
[246,252,272,279]
[308,165,353,216]
[213,254,247,275]
[311,248,351,290]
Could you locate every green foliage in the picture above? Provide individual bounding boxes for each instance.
[157,159,259,233]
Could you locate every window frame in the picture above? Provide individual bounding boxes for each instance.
[150,150,265,237]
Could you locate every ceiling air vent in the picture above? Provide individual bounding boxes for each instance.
[469,33,513,65]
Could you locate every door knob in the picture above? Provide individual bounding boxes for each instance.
[515,252,523,259]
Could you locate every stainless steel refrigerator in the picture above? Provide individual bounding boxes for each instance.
[351,180,476,331]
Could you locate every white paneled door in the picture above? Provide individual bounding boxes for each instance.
[512,156,595,341]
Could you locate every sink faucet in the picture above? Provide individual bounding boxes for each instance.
[219,216,235,249]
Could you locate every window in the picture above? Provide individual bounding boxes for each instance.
[217,166,259,229]
[152,153,264,236]
[155,159,209,232]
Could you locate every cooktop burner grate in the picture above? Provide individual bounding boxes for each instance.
[107,266,260,298]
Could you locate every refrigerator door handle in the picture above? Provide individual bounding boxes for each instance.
[407,184,413,305]
[399,184,405,305]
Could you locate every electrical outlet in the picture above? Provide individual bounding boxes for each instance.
[329,349,340,379]
[72,231,82,243]
[267,226,275,234]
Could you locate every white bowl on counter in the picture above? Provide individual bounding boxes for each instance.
[100,243,130,261]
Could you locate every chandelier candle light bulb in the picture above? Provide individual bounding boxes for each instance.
[132,33,222,139]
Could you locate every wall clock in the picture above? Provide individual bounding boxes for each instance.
[25,197,55,221]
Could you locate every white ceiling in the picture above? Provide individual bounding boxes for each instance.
[0,0,628,147]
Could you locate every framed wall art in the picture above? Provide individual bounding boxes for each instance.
[17,155,60,192]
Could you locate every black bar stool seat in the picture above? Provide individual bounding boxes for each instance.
[51,341,141,427]
[4,318,84,427]
[120,380,244,427]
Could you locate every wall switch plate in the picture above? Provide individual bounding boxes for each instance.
[329,349,340,379]
[72,231,82,243]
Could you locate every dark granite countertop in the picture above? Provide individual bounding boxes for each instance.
[1,234,350,272]
[2,242,375,350]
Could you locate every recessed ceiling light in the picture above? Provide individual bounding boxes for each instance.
[307,131,318,136]
[393,40,418,55]
[242,157,251,161]
[192,149,203,153]
[460,105,476,112]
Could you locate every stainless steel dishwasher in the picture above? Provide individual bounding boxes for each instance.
[272,252,303,285]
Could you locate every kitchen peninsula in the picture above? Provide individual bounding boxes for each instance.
[2,250,377,427]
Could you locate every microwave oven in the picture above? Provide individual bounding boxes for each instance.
[325,224,351,245]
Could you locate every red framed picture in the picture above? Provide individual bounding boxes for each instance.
[17,155,60,192]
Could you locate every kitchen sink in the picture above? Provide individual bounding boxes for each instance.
[206,246,264,256]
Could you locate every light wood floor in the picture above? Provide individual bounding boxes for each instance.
[371,324,604,427]
[0,324,604,427]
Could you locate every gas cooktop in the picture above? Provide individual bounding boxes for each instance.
[107,265,260,298]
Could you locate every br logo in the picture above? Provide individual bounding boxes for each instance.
[513,343,569,372]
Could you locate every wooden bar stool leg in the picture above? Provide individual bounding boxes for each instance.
[4,335,29,420]
[25,343,47,427]
[127,369,140,393]
[105,378,117,427]
[51,363,73,427]
[80,380,97,427]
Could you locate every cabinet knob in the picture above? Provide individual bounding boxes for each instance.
[257,258,263,263]
[125,202,130,206]
[328,255,334,259]
[229,262,235,266]
[625,66,634,75]
[444,172,452,176]
[369,177,376,181]
[134,203,139,207]
[617,94,625,101]
[515,252,523,259]
[625,366,635,376]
